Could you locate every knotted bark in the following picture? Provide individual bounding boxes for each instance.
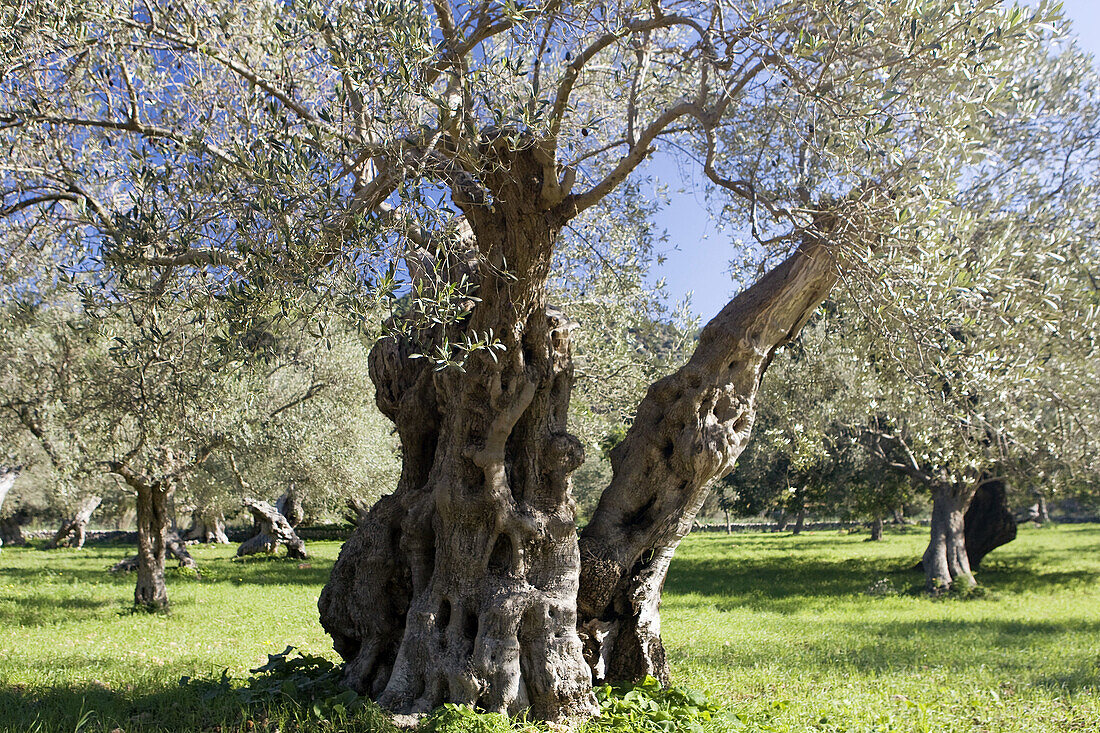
[320,147,594,720]
[963,478,1016,569]
[277,486,305,527]
[922,482,979,591]
[578,235,840,684]
[182,508,229,544]
[49,495,102,549]
[237,499,308,559]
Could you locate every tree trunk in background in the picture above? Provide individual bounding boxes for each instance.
[723,509,731,534]
[0,467,19,552]
[320,159,596,721]
[870,517,884,541]
[134,482,170,608]
[182,509,229,544]
[0,516,26,547]
[1037,493,1050,523]
[237,499,308,559]
[892,506,909,525]
[277,485,305,527]
[49,495,101,549]
[792,507,806,535]
[578,235,840,685]
[922,482,978,591]
[963,478,1016,569]
[112,530,198,573]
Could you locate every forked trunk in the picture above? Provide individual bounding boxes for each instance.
[578,234,840,684]
[49,495,101,549]
[1036,493,1050,523]
[963,478,1015,569]
[922,483,978,592]
[135,482,170,608]
[320,156,594,720]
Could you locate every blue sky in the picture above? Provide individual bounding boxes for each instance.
[649,2,1100,321]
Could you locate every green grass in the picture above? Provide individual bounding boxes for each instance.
[1,525,1098,731]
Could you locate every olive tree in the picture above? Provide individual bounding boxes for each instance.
[0,0,1060,718]
[0,296,343,607]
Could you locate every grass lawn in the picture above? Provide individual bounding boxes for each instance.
[0,524,1097,731]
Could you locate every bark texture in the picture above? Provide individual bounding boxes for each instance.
[49,495,102,549]
[237,499,308,559]
[320,148,595,720]
[277,486,305,528]
[0,516,26,548]
[922,482,979,591]
[134,482,171,608]
[578,235,840,684]
[963,478,1016,569]
[182,508,229,544]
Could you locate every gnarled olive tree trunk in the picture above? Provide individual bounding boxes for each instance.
[134,481,171,608]
[922,482,979,591]
[963,478,1015,569]
[183,508,229,544]
[277,485,305,528]
[49,495,102,549]
[237,499,308,559]
[320,151,594,720]
[577,236,840,684]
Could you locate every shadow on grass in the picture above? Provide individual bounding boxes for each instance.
[0,549,334,590]
[0,665,398,733]
[0,678,243,733]
[666,536,1100,610]
[0,594,123,626]
[680,615,1100,693]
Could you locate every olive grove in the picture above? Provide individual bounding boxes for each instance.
[0,0,1076,721]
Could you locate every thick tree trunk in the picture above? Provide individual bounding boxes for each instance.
[922,483,978,591]
[0,517,26,548]
[237,499,308,559]
[276,485,305,527]
[870,517,884,542]
[0,467,18,552]
[577,234,839,684]
[182,508,229,544]
[134,483,170,608]
[963,478,1016,569]
[792,508,806,535]
[49,495,101,549]
[321,156,595,720]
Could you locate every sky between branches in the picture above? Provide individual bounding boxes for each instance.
[649,1,1100,321]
